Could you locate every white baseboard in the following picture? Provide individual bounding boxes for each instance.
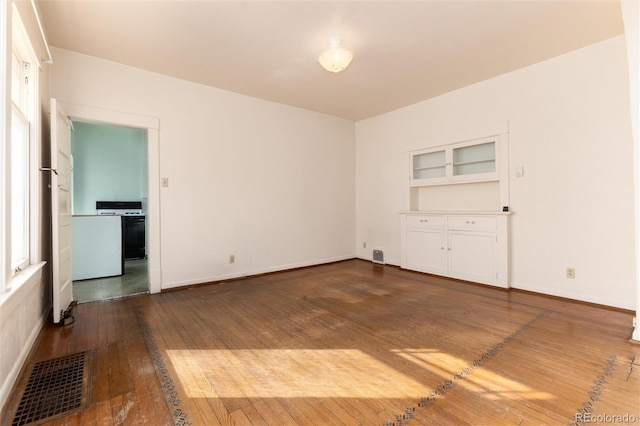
[511,281,635,311]
[161,254,357,290]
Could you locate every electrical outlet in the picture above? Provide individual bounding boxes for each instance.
[566,267,575,279]
[229,254,235,264]
[363,242,367,249]
[161,177,169,187]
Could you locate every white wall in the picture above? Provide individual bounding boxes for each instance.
[50,47,356,289]
[0,0,52,411]
[0,266,48,408]
[356,35,636,310]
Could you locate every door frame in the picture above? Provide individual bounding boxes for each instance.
[62,102,162,294]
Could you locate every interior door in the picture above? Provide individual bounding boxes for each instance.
[50,98,73,324]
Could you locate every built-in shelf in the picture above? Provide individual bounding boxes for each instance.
[403,123,511,287]
[410,138,498,186]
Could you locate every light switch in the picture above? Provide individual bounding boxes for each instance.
[515,167,524,177]
[162,177,169,187]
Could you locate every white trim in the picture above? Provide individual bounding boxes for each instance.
[28,0,51,64]
[29,52,41,264]
[161,255,355,290]
[3,2,41,291]
[0,261,45,319]
[621,0,640,341]
[146,127,161,293]
[60,102,162,294]
[0,0,9,294]
[62,103,159,130]
[511,279,635,311]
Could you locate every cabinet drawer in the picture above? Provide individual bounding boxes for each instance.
[405,215,445,228]
[447,215,496,230]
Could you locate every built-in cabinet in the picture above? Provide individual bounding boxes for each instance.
[401,212,509,288]
[411,137,498,186]
[404,215,447,274]
[402,122,510,288]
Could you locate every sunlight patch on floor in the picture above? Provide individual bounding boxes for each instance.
[165,349,427,399]
[393,349,556,401]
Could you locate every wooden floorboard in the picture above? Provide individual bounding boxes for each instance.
[2,259,639,425]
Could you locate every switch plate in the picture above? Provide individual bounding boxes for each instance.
[162,177,169,187]
[515,167,524,177]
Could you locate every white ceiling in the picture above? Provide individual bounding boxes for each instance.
[37,0,625,121]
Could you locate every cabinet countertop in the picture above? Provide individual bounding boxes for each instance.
[72,214,146,217]
[400,210,512,215]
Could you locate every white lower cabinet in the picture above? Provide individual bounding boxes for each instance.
[405,228,447,274]
[401,212,509,288]
[448,230,496,284]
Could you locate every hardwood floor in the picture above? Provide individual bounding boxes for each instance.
[3,260,639,425]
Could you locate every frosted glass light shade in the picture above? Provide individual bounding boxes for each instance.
[318,38,353,73]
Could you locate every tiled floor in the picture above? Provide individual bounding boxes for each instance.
[72,259,149,303]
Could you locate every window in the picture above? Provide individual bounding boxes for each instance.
[3,6,38,288]
[11,105,29,273]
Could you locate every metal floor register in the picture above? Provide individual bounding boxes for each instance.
[9,351,91,426]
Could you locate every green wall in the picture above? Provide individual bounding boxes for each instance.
[71,122,147,215]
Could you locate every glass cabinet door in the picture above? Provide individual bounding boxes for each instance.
[412,149,446,180]
[452,141,495,176]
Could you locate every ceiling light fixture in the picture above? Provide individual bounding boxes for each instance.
[318,37,353,73]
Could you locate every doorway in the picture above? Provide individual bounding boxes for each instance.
[60,101,162,298]
[70,121,148,302]
[73,259,148,302]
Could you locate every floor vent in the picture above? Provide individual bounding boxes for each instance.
[372,249,385,265]
[9,350,91,426]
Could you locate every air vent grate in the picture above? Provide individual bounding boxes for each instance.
[10,351,90,426]
[373,249,385,265]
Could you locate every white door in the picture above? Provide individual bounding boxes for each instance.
[50,98,73,324]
